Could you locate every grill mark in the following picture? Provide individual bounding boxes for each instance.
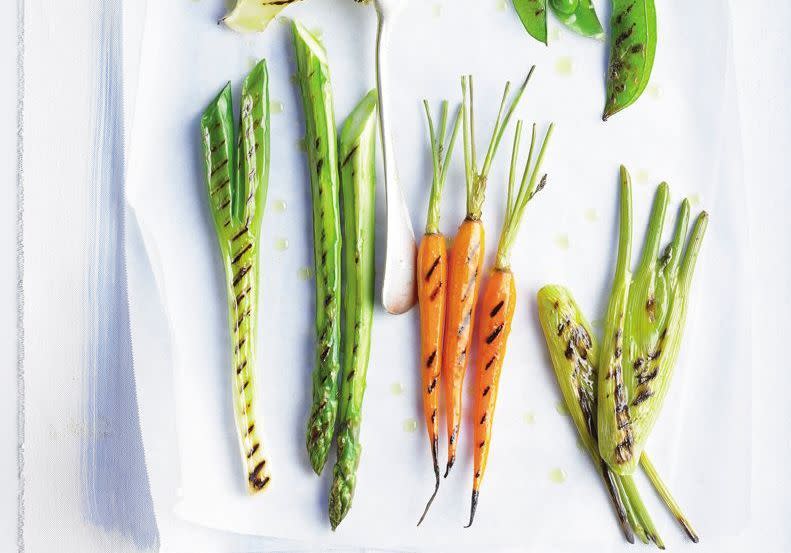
[431,409,437,423]
[489,300,504,317]
[478,440,485,448]
[241,379,249,392]
[426,350,437,368]
[631,389,654,407]
[427,377,438,394]
[316,158,324,175]
[235,285,252,305]
[231,226,249,243]
[236,308,251,329]
[482,385,490,397]
[429,281,442,301]
[252,459,266,476]
[484,356,495,370]
[211,176,230,196]
[236,359,248,375]
[636,367,658,386]
[341,144,359,167]
[247,423,255,434]
[211,158,229,176]
[211,138,226,153]
[233,265,251,287]
[486,323,504,344]
[219,196,231,210]
[232,243,253,265]
[347,370,355,382]
[235,337,247,353]
[320,345,330,362]
[247,443,259,458]
[480,413,487,425]
[425,256,441,281]
[466,240,480,263]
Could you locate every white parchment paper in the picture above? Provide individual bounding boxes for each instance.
[126,0,750,550]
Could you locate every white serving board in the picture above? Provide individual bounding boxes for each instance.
[126,0,750,550]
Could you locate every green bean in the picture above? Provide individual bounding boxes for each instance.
[292,20,343,476]
[512,0,548,45]
[200,60,271,493]
[603,0,657,120]
[549,0,604,39]
[328,90,378,530]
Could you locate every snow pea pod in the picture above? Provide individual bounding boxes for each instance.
[293,20,344,476]
[512,0,548,45]
[549,0,604,39]
[328,90,378,530]
[603,0,657,120]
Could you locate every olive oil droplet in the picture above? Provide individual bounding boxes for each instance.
[274,199,287,213]
[390,382,404,396]
[431,4,442,17]
[275,238,289,251]
[585,208,599,222]
[403,418,418,433]
[555,401,569,416]
[297,266,313,281]
[550,28,561,42]
[636,169,650,184]
[524,411,536,424]
[549,468,567,483]
[648,84,664,99]
[495,0,507,11]
[555,57,574,76]
[248,56,257,70]
[688,193,702,206]
[270,100,284,114]
[555,234,570,250]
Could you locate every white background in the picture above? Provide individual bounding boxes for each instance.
[1,1,789,552]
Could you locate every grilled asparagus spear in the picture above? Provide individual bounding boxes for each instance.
[328,91,378,530]
[201,60,271,492]
[293,20,344,476]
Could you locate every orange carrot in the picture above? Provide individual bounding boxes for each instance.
[416,100,461,525]
[442,70,534,478]
[466,120,554,527]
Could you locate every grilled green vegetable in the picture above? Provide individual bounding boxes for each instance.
[513,0,548,45]
[538,283,698,546]
[598,167,709,476]
[293,20,343,476]
[549,0,604,39]
[603,0,657,120]
[328,91,378,530]
[200,60,271,493]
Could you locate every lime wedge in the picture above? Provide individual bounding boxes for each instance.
[221,0,299,33]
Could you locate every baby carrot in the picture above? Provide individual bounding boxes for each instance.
[443,70,534,478]
[466,120,554,527]
[416,100,462,526]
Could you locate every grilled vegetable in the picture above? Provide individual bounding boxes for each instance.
[513,0,548,45]
[465,120,553,527]
[603,0,657,120]
[221,0,300,33]
[293,21,344,476]
[538,285,698,545]
[328,90,378,530]
[598,167,709,476]
[443,70,534,478]
[416,100,462,526]
[200,60,271,493]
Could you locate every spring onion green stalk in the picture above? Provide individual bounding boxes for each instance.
[200,60,271,493]
[292,21,344,476]
[598,167,709,476]
[328,91,378,530]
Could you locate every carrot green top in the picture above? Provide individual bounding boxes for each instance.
[461,68,535,220]
[423,100,462,235]
[495,120,554,270]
